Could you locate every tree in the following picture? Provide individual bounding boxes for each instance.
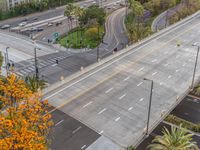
[0,74,53,149]
[0,52,3,70]
[85,27,99,41]
[25,75,47,93]
[148,125,199,150]
[79,5,106,27]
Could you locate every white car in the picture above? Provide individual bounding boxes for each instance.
[18,22,27,27]
[47,22,53,27]
[0,24,11,29]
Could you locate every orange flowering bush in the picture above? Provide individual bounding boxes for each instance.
[0,75,53,150]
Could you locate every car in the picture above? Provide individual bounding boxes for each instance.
[0,24,11,29]
[33,18,38,21]
[22,18,28,22]
[18,22,27,27]
[47,22,53,27]
[56,21,62,26]
[37,28,44,32]
[30,27,38,32]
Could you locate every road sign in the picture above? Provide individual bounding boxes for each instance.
[53,32,59,40]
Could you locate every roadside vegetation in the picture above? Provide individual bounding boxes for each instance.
[0,58,52,149]
[125,0,200,43]
[0,0,73,20]
[57,4,106,49]
[148,125,199,149]
[165,115,200,133]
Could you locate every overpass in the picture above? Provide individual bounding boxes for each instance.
[44,10,200,149]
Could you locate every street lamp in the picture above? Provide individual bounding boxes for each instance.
[33,41,41,82]
[143,78,153,136]
[191,43,200,89]
[5,47,9,76]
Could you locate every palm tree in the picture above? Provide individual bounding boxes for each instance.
[64,3,76,47]
[73,6,85,47]
[192,84,200,96]
[148,125,198,150]
[25,75,47,93]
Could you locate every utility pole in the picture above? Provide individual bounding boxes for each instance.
[34,47,39,82]
[191,43,200,89]
[5,47,9,76]
[144,78,153,136]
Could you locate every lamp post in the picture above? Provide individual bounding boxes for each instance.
[33,42,41,83]
[143,78,153,136]
[191,43,200,89]
[5,47,9,76]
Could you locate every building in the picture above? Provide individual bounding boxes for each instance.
[0,0,8,11]
[6,0,40,10]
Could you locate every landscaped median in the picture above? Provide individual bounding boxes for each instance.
[57,26,104,49]
[165,115,200,133]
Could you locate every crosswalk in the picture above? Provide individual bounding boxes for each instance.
[15,54,69,77]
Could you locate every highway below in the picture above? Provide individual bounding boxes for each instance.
[44,13,200,149]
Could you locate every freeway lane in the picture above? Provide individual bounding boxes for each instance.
[50,108,100,150]
[45,13,200,149]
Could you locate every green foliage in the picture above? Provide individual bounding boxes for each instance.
[0,52,3,69]
[165,115,200,133]
[58,26,104,49]
[192,84,200,96]
[148,124,199,150]
[85,27,99,41]
[25,75,47,93]
[79,5,106,27]
[127,145,135,150]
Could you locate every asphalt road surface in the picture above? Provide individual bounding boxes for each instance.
[44,13,200,149]
[171,95,200,124]
[50,108,100,150]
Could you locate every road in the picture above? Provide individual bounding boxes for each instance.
[99,7,128,57]
[44,13,200,149]
[50,108,100,150]
[171,95,200,124]
[0,7,128,84]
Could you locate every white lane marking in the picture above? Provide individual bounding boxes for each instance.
[137,82,143,87]
[160,82,163,85]
[81,145,87,149]
[45,15,200,100]
[123,76,130,81]
[152,72,158,76]
[55,119,64,126]
[168,75,172,79]
[139,98,144,102]
[105,88,113,93]
[119,94,126,99]
[176,69,179,73]
[164,63,169,66]
[151,59,157,62]
[82,101,93,108]
[98,108,107,114]
[115,117,120,122]
[128,107,133,111]
[138,67,144,72]
[52,64,57,67]
[72,126,82,134]
[99,130,104,134]
[182,63,186,67]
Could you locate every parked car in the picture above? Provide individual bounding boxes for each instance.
[56,21,62,26]
[37,28,44,32]
[47,22,53,27]
[0,24,11,29]
[18,22,27,27]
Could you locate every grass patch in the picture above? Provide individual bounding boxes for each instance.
[57,26,104,49]
[165,115,200,133]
